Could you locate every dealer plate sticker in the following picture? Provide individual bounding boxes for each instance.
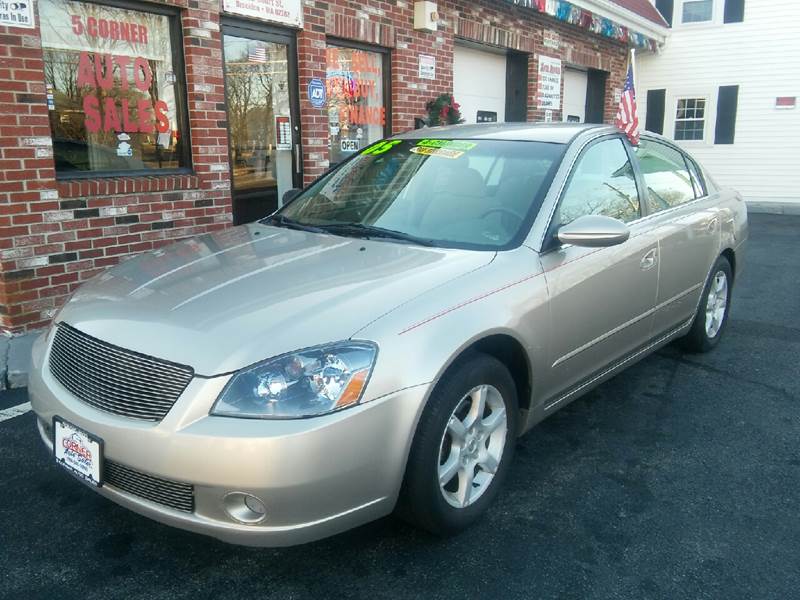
[53,417,102,487]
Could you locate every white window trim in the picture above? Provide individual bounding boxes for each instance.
[677,0,721,28]
[670,94,712,145]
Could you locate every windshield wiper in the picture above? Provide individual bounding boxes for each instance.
[262,214,327,233]
[317,222,435,247]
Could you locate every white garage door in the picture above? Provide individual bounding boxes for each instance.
[563,68,588,123]
[453,44,506,124]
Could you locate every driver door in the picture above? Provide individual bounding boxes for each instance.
[538,136,660,405]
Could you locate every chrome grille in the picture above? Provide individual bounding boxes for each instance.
[104,460,194,512]
[49,324,194,422]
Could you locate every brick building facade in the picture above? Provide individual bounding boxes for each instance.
[0,0,667,333]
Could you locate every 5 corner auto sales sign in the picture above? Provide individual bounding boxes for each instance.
[40,6,171,136]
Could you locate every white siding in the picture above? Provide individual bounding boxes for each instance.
[637,0,800,205]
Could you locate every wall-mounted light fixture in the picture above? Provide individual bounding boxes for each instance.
[414,1,439,32]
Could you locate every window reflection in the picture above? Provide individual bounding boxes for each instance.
[223,36,290,192]
[558,139,641,225]
[39,0,187,173]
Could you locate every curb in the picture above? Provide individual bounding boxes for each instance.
[1,331,42,390]
[746,201,800,216]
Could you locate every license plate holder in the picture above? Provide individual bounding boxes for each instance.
[53,416,104,487]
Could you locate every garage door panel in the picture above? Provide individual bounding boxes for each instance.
[454,45,507,124]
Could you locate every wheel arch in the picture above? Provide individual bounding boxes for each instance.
[720,247,736,284]
[430,332,533,434]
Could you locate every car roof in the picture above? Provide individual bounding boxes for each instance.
[395,122,620,144]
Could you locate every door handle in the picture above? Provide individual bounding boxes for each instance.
[640,248,657,271]
[707,217,718,233]
[294,143,301,174]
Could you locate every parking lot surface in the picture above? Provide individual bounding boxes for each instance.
[1,213,798,600]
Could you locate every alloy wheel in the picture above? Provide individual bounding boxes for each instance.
[704,270,728,338]
[437,384,508,509]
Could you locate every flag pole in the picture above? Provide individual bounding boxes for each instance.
[630,48,637,100]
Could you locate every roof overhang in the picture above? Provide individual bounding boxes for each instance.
[504,0,669,51]
[575,0,669,45]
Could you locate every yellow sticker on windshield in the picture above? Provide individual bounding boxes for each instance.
[410,146,464,159]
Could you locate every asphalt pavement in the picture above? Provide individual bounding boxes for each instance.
[1,213,798,599]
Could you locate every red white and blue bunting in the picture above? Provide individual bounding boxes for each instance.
[506,0,659,52]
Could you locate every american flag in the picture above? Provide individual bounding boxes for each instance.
[615,59,640,145]
[248,46,267,63]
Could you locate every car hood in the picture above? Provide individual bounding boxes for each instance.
[57,224,494,375]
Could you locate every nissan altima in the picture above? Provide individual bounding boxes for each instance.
[30,123,747,546]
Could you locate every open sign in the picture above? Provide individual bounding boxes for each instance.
[340,139,360,152]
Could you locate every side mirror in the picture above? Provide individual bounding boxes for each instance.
[557,215,630,248]
[282,188,302,204]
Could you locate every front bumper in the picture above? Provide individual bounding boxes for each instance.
[29,332,429,546]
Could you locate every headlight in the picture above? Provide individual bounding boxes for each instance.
[211,342,378,419]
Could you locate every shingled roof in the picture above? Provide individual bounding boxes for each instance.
[610,0,669,27]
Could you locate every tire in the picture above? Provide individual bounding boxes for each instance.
[397,352,519,535]
[680,255,733,353]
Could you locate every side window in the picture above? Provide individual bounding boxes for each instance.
[685,155,707,198]
[634,140,697,213]
[556,138,640,226]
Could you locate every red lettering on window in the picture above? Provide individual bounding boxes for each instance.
[94,54,114,91]
[103,97,121,132]
[76,52,95,88]
[133,57,152,92]
[138,99,155,134]
[83,96,101,133]
[154,100,169,133]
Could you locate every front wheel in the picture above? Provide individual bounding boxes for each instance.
[680,256,733,353]
[397,353,519,535]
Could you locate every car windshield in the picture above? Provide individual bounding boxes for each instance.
[271,138,564,250]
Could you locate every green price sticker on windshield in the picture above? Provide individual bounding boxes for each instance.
[361,140,402,156]
[415,139,477,151]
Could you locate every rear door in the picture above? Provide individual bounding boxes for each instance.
[538,136,659,404]
[632,138,721,334]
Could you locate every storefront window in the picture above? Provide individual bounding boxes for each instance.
[39,0,188,175]
[326,45,387,165]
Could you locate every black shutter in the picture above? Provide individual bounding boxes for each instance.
[645,89,666,134]
[714,85,739,144]
[655,0,674,26]
[724,0,745,23]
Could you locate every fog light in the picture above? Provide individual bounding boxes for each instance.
[223,492,267,524]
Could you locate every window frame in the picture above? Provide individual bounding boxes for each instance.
[634,137,702,215]
[673,96,708,143]
[43,0,193,180]
[325,37,392,167]
[683,154,707,199]
[544,134,645,249]
[220,17,302,213]
[679,0,715,25]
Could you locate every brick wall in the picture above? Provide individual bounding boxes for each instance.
[0,0,629,333]
[0,0,232,333]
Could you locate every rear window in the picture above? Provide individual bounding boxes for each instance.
[279,138,564,250]
[634,139,696,213]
